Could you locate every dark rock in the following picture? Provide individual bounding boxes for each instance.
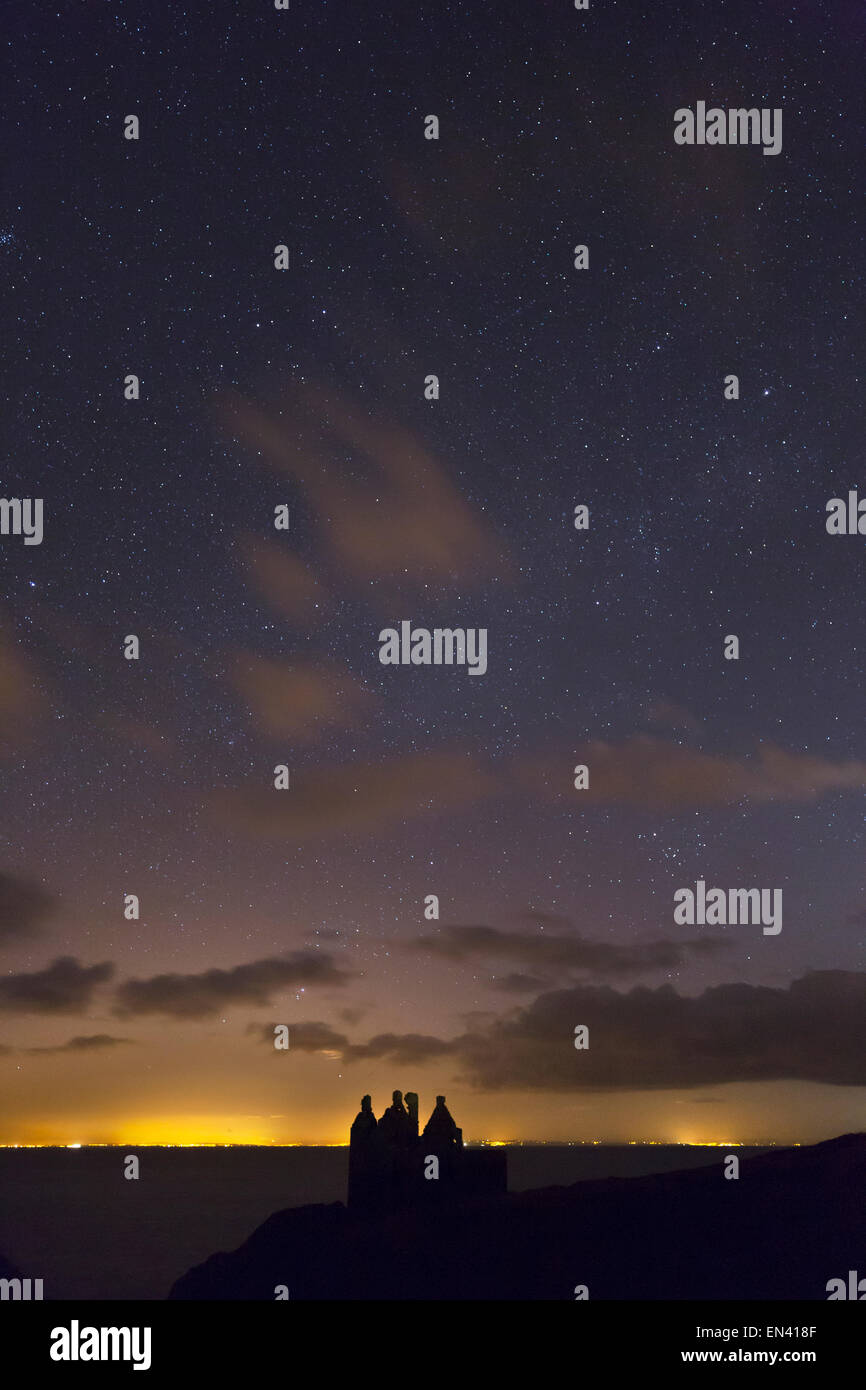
[168,1132,866,1300]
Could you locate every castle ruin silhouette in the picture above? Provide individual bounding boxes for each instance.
[348,1090,507,1212]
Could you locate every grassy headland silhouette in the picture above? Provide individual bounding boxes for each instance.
[167,1092,866,1300]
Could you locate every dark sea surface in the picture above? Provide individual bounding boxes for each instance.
[0,1144,773,1299]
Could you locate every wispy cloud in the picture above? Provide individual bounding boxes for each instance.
[0,957,114,1015]
[0,623,49,755]
[22,1034,135,1056]
[514,736,866,809]
[237,533,327,627]
[220,380,511,594]
[411,922,727,986]
[211,749,500,840]
[0,872,56,949]
[114,953,351,1020]
[229,652,375,743]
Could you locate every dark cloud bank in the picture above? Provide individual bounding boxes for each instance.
[255,971,866,1092]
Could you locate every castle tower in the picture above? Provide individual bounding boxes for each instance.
[348,1094,388,1212]
[377,1089,414,1146]
[422,1094,462,1149]
[405,1091,419,1138]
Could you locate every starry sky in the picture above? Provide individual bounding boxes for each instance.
[0,0,864,1146]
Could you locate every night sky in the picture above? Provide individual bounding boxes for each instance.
[0,0,864,1146]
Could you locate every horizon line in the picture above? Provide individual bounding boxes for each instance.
[0,1138,800,1150]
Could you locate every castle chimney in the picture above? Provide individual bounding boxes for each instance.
[405,1092,419,1137]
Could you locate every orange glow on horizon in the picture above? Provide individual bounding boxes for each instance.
[0,1115,348,1149]
[0,1128,797,1149]
[110,1115,352,1147]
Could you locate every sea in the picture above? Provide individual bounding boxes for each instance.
[0,1144,773,1299]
